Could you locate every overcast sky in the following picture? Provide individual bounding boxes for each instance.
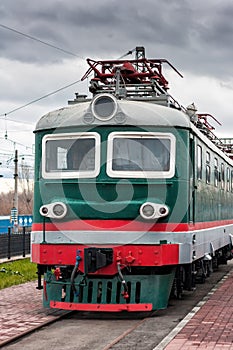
[0,0,233,173]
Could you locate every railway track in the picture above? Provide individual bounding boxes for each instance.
[2,262,233,350]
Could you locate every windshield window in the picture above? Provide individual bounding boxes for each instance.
[42,133,100,178]
[107,132,175,178]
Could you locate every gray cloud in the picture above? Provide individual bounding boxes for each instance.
[0,0,232,81]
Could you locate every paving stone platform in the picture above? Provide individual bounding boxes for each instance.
[156,270,233,349]
[0,281,69,347]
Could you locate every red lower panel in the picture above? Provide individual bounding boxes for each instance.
[50,301,152,312]
[32,243,179,274]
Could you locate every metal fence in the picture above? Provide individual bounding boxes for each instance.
[0,227,30,260]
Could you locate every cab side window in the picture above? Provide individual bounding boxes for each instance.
[227,167,230,192]
[206,151,210,184]
[214,158,218,187]
[221,163,225,190]
[197,145,202,180]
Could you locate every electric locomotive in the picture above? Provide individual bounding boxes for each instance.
[31,47,233,312]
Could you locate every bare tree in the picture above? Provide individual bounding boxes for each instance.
[0,191,14,215]
[18,160,34,214]
[0,190,33,215]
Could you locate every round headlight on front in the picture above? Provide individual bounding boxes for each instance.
[141,203,155,219]
[53,203,66,217]
[92,94,117,121]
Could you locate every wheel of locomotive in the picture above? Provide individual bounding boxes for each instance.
[171,266,185,299]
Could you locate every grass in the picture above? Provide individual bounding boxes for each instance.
[0,258,37,290]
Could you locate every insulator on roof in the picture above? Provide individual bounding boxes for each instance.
[186,103,198,123]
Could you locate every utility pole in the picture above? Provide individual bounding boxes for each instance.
[12,149,18,233]
[0,162,3,178]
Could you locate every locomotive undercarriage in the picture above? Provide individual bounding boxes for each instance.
[171,243,233,299]
[36,242,233,311]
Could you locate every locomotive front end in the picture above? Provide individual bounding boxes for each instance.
[31,50,191,312]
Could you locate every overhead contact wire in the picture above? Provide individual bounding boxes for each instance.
[0,23,83,59]
[0,79,82,119]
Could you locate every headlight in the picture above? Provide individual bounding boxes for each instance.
[141,203,155,218]
[40,202,67,219]
[140,202,169,220]
[91,94,117,121]
[53,203,66,217]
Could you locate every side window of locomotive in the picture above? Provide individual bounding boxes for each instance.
[221,163,225,190]
[197,145,202,180]
[231,170,233,192]
[42,133,100,178]
[214,158,218,187]
[206,151,210,184]
[227,167,230,192]
[107,132,175,178]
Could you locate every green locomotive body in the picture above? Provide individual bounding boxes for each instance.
[31,49,233,311]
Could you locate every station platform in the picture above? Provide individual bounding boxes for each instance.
[156,269,233,349]
[0,281,69,348]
